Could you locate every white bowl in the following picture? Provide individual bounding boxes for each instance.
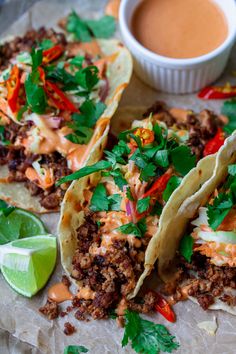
[119,0,236,94]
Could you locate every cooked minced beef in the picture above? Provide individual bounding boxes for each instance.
[69,214,157,320]
[63,322,76,335]
[39,300,60,320]
[164,253,236,311]
[143,101,224,159]
[0,27,67,70]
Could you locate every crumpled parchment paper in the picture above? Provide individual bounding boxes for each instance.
[0,1,236,353]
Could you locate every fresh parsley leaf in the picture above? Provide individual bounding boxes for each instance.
[31,48,43,71]
[117,222,144,238]
[90,183,109,211]
[64,345,88,354]
[163,176,182,202]
[228,164,236,176]
[70,55,84,69]
[76,66,99,91]
[57,160,112,185]
[0,126,10,146]
[65,126,93,144]
[137,196,150,214]
[207,193,233,231]
[126,187,134,201]
[179,234,194,263]
[72,100,106,128]
[110,168,128,191]
[154,149,169,168]
[86,16,116,39]
[25,70,47,114]
[46,66,76,89]
[108,194,122,211]
[0,200,15,217]
[170,145,196,176]
[222,99,236,134]
[122,310,179,354]
[137,218,147,235]
[39,39,54,50]
[140,162,156,182]
[151,200,163,216]
[66,11,115,42]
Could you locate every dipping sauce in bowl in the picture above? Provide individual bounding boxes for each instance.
[132,0,228,59]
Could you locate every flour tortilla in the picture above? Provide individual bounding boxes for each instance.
[58,113,221,299]
[157,131,236,314]
[0,38,132,213]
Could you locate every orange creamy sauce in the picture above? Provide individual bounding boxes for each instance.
[48,282,73,303]
[132,0,228,59]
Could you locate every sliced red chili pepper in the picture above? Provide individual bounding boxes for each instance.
[131,128,155,146]
[198,83,236,100]
[38,66,45,84]
[154,291,176,323]
[42,45,64,64]
[142,169,172,199]
[44,80,78,112]
[6,65,21,113]
[203,128,225,157]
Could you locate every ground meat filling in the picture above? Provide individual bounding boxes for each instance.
[70,214,156,320]
[0,27,67,70]
[164,253,236,311]
[143,101,224,159]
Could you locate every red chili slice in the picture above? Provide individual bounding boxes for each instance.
[44,80,78,112]
[42,45,64,64]
[198,84,236,100]
[203,128,225,157]
[6,65,21,113]
[154,292,176,323]
[142,169,172,199]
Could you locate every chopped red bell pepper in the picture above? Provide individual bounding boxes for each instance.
[203,128,225,157]
[6,65,21,113]
[154,291,176,323]
[131,128,155,146]
[42,45,64,64]
[142,169,172,199]
[44,81,78,112]
[198,83,236,100]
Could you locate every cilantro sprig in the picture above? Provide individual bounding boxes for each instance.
[117,218,147,238]
[179,234,194,263]
[90,183,121,211]
[66,11,116,42]
[0,126,10,146]
[122,310,179,354]
[64,345,88,354]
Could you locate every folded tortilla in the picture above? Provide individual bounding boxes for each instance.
[157,131,236,314]
[0,38,132,213]
[58,106,226,301]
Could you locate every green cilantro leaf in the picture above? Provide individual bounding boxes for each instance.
[75,66,99,91]
[137,196,150,214]
[140,162,156,182]
[0,126,10,146]
[72,100,106,128]
[179,234,194,263]
[118,127,137,142]
[228,164,236,176]
[86,16,116,39]
[65,126,93,145]
[108,194,122,211]
[170,146,196,176]
[154,149,169,168]
[117,222,144,238]
[70,55,84,69]
[221,99,236,134]
[122,310,179,354]
[207,193,233,231]
[57,160,112,185]
[66,11,115,42]
[39,39,54,50]
[163,176,182,202]
[25,70,47,114]
[130,133,143,151]
[126,187,134,201]
[17,104,28,121]
[111,169,128,191]
[137,218,147,235]
[64,345,88,354]
[90,183,109,211]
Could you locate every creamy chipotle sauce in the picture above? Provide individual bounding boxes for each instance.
[132,0,228,59]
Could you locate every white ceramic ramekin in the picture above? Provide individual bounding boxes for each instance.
[119,0,236,94]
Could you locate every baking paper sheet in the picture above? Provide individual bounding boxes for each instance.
[0,1,236,353]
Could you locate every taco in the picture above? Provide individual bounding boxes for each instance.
[58,103,228,320]
[157,131,236,315]
[0,27,132,212]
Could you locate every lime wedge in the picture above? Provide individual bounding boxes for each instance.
[0,235,57,297]
[0,209,47,245]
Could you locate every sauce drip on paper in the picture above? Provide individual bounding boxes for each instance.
[132,0,228,59]
[48,282,73,303]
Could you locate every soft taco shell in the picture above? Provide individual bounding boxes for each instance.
[0,38,132,213]
[157,131,236,314]
[58,113,221,299]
